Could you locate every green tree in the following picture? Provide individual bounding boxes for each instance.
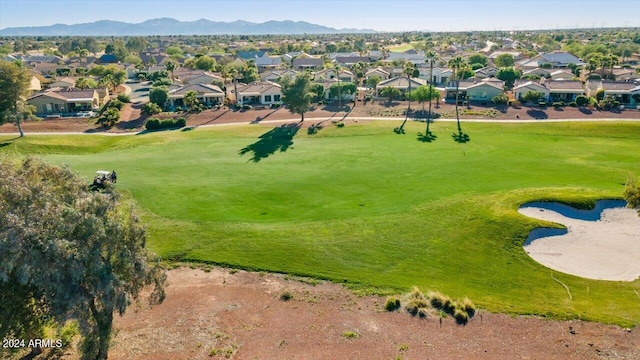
[75,77,98,89]
[279,73,315,121]
[366,75,381,89]
[165,60,177,82]
[123,54,142,66]
[97,107,120,128]
[183,90,200,112]
[496,67,522,89]
[149,87,169,107]
[125,37,148,54]
[467,53,488,67]
[239,60,258,84]
[523,91,544,103]
[165,46,183,57]
[380,86,401,104]
[0,60,32,137]
[0,157,166,360]
[409,85,440,111]
[605,53,619,79]
[142,102,162,115]
[493,53,515,68]
[624,175,640,215]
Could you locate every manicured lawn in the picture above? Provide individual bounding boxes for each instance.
[2,120,640,326]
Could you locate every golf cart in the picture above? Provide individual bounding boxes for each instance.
[90,170,117,191]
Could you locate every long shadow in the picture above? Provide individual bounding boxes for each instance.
[198,109,230,126]
[239,122,301,162]
[250,106,281,124]
[307,121,326,135]
[417,132,437,143]
[0,136,20,147]
[578,107,592,115]
[526,109,548,120]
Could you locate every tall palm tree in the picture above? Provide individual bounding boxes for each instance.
[448,56,465,135]
[334,63,342,108]
[165,61,176,83]
[606,53,619,79]
[403,61,415,112]
[425,50,438,136]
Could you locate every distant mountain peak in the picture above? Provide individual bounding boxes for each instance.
[0,18,376,36]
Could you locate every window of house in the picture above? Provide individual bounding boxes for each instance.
[264,95,272,102]
[274,95,281,102]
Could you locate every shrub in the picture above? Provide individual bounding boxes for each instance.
[242,104,251,110]
[335,121,345,128]
[384,296,401,311]
[428,291,453,313]
[142,102,162,115]
[552,101,564,107]
[459,297,476,317]
[568,101,577,107]
[96,107,120,128]
[405,298,429,318]
[491,94,509,105]
[117,94,131,103]
[341,330,359,339]
[144,117,187,131]
[279,290,293,301]
[575,95,589,107]
[453,308,469,325]
[107,99,123,110]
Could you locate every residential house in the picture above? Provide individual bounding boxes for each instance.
[365,67,391,82]
[333,56,370,66]
[29,75,42,91]
[517,51,584,69]
[474,67,499,79]
[367,50,384,61]
[420,67,452,85]
[48,77,77,89]
[549,70,575,81]
[313,68,355,82]
[316,79,356,102]
[514,79,584,103]
[375,76,427,99]
[385,51,426,65]
[488,50,523,61]
[260,69,298,83]
[98,54,118,64]
[175,70,223,85]
[139,52,170,66]
[233,81,283,106]
[445,78,505,103]
[586,80,640,107]
[236,50,268,60]
[28,88,100,116]
[254,54,282,72]
[167,83,225,108]
[292,57,323,71]
[522,68,551,78]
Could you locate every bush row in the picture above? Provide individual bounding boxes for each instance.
[145,117,187,130]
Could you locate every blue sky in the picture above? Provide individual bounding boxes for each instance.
[1,0,638,31]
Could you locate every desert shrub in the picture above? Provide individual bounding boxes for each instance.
[280,290,293,301]
[144,117,186,131]
[342,330,359,339]
[453,308,469,325]
[335,121,345,128]
[459,297,476,317]
[96,107,120,128]
[384,296,401,311]
[107,99,123,110]
[575,95,589,107]
[242,104,251,110]
[595,88,606,101]
[428,291,454,313]
[405,298,429,317]
[152,78,172,87]
[142,102,162,115]
[117,94,131,103]
[491,94,509,105]
[552,101,564,107]
[568,101,577,107]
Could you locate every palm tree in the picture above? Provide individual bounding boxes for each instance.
[425,50,438,136]
[403,61,415,112]
[334,63,342,108]
[448,56,465,135]
[165,61,176,83]
[606,53,619,79]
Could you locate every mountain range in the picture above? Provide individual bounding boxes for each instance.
[0,18,376,36]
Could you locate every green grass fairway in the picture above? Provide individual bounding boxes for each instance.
[2,121,640,326]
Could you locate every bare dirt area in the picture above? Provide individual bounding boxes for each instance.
[96,267,639,360]
[2,102,639,135]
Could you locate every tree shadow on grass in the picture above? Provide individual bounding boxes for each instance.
[526,109,548,119]
[239,122,301,162]
[452,131,470,143]
[307,121,326,135]
[0,136,20,147]
[417,132,437,143]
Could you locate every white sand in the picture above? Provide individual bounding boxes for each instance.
[518,206,640,281]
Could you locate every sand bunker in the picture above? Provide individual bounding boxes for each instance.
[518,200,640,281]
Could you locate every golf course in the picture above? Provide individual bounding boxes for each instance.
[2,120,639,327]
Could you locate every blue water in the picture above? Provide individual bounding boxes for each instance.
[520,199,628,246]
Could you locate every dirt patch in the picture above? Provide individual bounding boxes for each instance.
[98,267,640,359]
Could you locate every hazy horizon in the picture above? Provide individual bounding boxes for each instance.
[1,0,639,32]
